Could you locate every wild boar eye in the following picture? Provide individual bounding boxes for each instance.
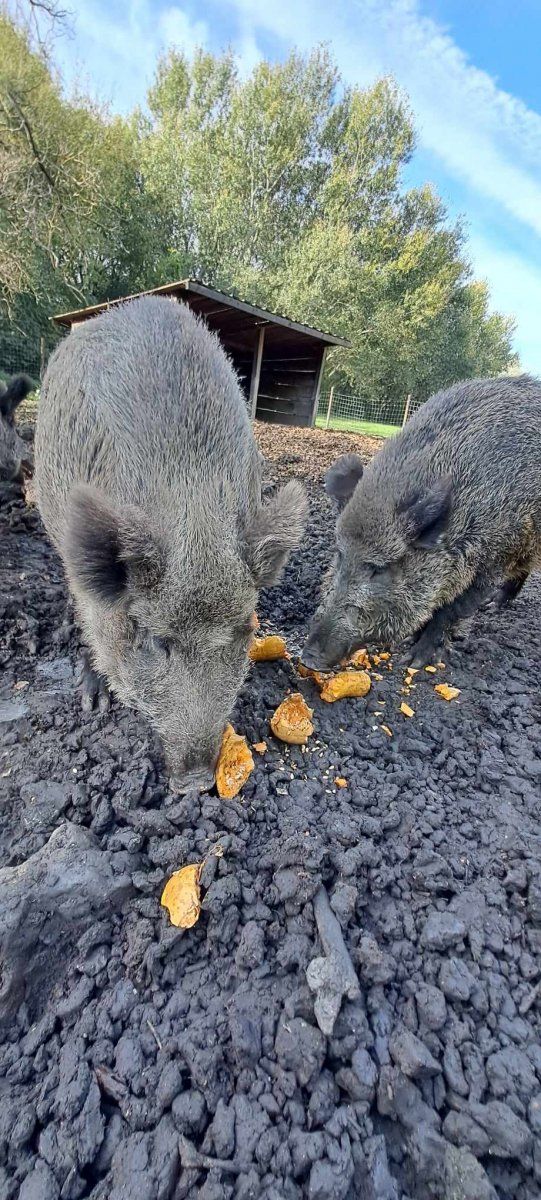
[367,563,387,578]
[137,633,171,659]
[152,635,172,659]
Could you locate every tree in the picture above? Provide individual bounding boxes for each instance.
[0,17,517,394]
[0,15,159,370]
[142,51,516,400]
[142,47,341,297]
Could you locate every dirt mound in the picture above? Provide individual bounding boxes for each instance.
[254,420,382,483]
[1,440,541,1200]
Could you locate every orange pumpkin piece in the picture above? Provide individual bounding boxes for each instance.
[380,724,393,737]
[434,683,461,701]
[270,693,314,744]
[335,777,348,788]
[249,635,288,662]
[215,724,255,798]
[297,662,328,688]
[400,702,415,718]
[161,863,202,928]
[253,741,267,754]
[320,670,371,703]
[347,648,371,669]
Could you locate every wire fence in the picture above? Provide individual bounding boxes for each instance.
[317,387,423,438]
[0,327,62,390]
[2,327,424,441]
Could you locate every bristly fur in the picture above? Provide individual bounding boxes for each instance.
[325,453,364,510]
[35,296,307,786]
[247,480,308,586]
[305,374,541,666]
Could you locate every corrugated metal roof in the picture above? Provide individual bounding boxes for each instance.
[52,278,349,347]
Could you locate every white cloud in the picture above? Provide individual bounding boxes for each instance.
[224,0,541,241]
[468,235,541,375]
[160,5,208,57]
[159,5,209,51]
[57,0,211,110]
[234,27,263,79]
[58,0,262,108]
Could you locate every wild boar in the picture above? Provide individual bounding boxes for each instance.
[35,296,307,792]
[0,374,33,482]
[303,375,541,669]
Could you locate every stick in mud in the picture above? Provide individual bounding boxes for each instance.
[306,884,361,1035]
[312,884,360,998]
[179,1134,244,1176]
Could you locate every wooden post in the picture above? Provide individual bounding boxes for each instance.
[309,347,328,428]
[249,326,265,420]
[325,385,335,429]
[402,393,412,426]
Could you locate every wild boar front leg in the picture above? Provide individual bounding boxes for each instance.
[80,650,111,713]
[491,570,529,610]
[408,574,494,667]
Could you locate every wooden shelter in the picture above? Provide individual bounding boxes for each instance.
[52,279,348,428]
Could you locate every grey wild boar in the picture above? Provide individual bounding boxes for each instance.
[0,374,33,482]
[35,297,307,792]
[303,375,541,670]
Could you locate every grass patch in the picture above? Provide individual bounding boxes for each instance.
[18,392,40,424]
[316,414,400,439]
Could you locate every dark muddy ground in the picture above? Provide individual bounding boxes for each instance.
[1,422,541,1200]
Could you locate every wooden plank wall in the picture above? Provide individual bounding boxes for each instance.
[254,339,324,427]
[227,349,253,399]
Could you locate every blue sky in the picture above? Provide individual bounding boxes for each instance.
[51,0,541,373]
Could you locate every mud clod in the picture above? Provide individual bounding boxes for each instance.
[0,822,134,1020]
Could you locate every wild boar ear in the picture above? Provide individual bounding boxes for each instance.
[67,485,164,604]
[66,485,128,603]
[247,480,308,587]
[0,375,32,421]
[324,454,364,509]
[398,476,453,548]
